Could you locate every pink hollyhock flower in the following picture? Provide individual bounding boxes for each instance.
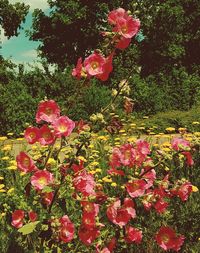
[73,171,96,196]
[108,167,125,176]
[82,212,96,229]
[52,116,75,138]
[173,182,193,201]
[72,160,85,174]
[114,17,140,39]
[96,246,110,253]
[16,152,37,173]
[126,179,147,198]
[125,226,142,244]
[97,52,114,81]
[81,201,99,216]
[84,52,106,76]
[106,198,136,227]
[140,168,156,190]
[42,191,54,206]
[36,100,60,123]
[182,151,194,166]
[108,8,129,25]
[78,225,100,245]
[72,57,84,79]
[171,138,190,151]
[59,215,75,243]
[24,126,39,144]
[31,170,54,190]
[38,125,55,145]
[11,210,25,228]
[115,37,131,49]
[136,139,150,157]
[154,199,169,214]
[107,237,116,252]
[28,211,37,222]
[155,226,185,251]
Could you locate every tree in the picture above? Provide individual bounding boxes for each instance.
[29,0,134,68]
[0,0,29,38]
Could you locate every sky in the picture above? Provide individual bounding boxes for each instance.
[0,0,50,68]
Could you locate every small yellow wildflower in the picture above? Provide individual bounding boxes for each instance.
[0,176,4,180]
[0,184,5,190]
[2,156,9,161]
[127,137,137,143]
[143,116,149,119]
[137,127,145,130]
[111,182,117,187]
[89,170,96,175]
[192,185,198,192]
[7,165,17,170]
[16,138,24,141]
[20,172,26,176]
[48,158,57,166]
[165,127,175,132]
[0,136,8,141]
[77,156,87,162]
[9,160,17,166]
[7,188,15,194]
[2,145,12,151]
[119,129,126,133]
[90,161,99,166]
[97,136,108,141]
[88,144,94,149]
[95,168,102,173]
[121,185,125,189]
[7,133,14,136]
[162,148,171,152]
[114,137,120,141]
[102,177,112,183]
[192,121,200,125]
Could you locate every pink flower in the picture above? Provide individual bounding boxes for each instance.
[16,152,37,173]
[38,124,55,145]
[108,8,129,25]
[182,151,194,166]
[24,126,39,144]
[36,100,60,123]
[73,171,96,196]
[42,191,54,206]
[28,211,37,222]
[115,37,131,49]
[114,17,140,39]
[125,226,142,244]
[59,215,75,243]
[31,170,54,190]
[106,198,136,227]
[78,225,100,245]
[72,57,84,79]
[97,52,114,81]
[126,179,147,198]
[154,199,169,214]
[171,138,190,151]
[84,52,106,76]
[155,226,185,251]
[11,210,25,228]
[52,116,75,137]
[172,182,193,201]
[81,201,99,216]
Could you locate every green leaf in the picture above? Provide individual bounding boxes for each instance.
[42,186,53,193]
[18,221,40,235]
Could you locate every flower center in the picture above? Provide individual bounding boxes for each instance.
[59,125,68,132]
[45,107,53,115]
[23,158,30,167]
[38,177,47,186]
[121,25,128,33]
[30,132,36,139]
[161,234,169,243]
[91,61,99,70]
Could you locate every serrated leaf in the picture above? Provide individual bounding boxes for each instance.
[18,221,40,235]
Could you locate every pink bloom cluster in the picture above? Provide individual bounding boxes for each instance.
[108,8,140,49]
[72,8,140,81]
[11,210,37,228]
[24,100,75,145]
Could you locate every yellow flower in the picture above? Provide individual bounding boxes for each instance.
[192,121,200,125]
[162,142,171,148]
[102,177,112,183]
[88,144,94,149]
[2,156,9,161]
[119,129,126,133]
[165,127,175,132]
[127,137,137,143]
[2,145,12,151]
[0,184,5,190]
[0,136,8,141]
[194,132,200,137]
[20,172,26,176]
[137,127,145,130]
[95,168,102,173]
[162,148,171,152]
[130,123,136,127]
[9,160,17,166]
[153,144,159,147]
[16,138,24,141]
[7,165,17,170]
[7,133,14,136]
[48,158,57,166]
[114,138,120,141]
[0,176,4,180]
[111,182,117,187]
[121,185,125,189]
[165,167,170,171]
[90,161,99,166]
[77,156,87,162]
[97,136,108,141]
[192,185,198,192]
[7,188,15,194]
[89,170,96,175]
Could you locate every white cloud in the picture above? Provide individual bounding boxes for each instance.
[0,27,8,44]
[21,49,38,58]
[9,0,49,11]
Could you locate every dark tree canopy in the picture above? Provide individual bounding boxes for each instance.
[0,0,29,38]
[29,0,200,75]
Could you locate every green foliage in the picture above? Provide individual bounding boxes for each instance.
[0,0,29,38]
[18,221,40,235]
